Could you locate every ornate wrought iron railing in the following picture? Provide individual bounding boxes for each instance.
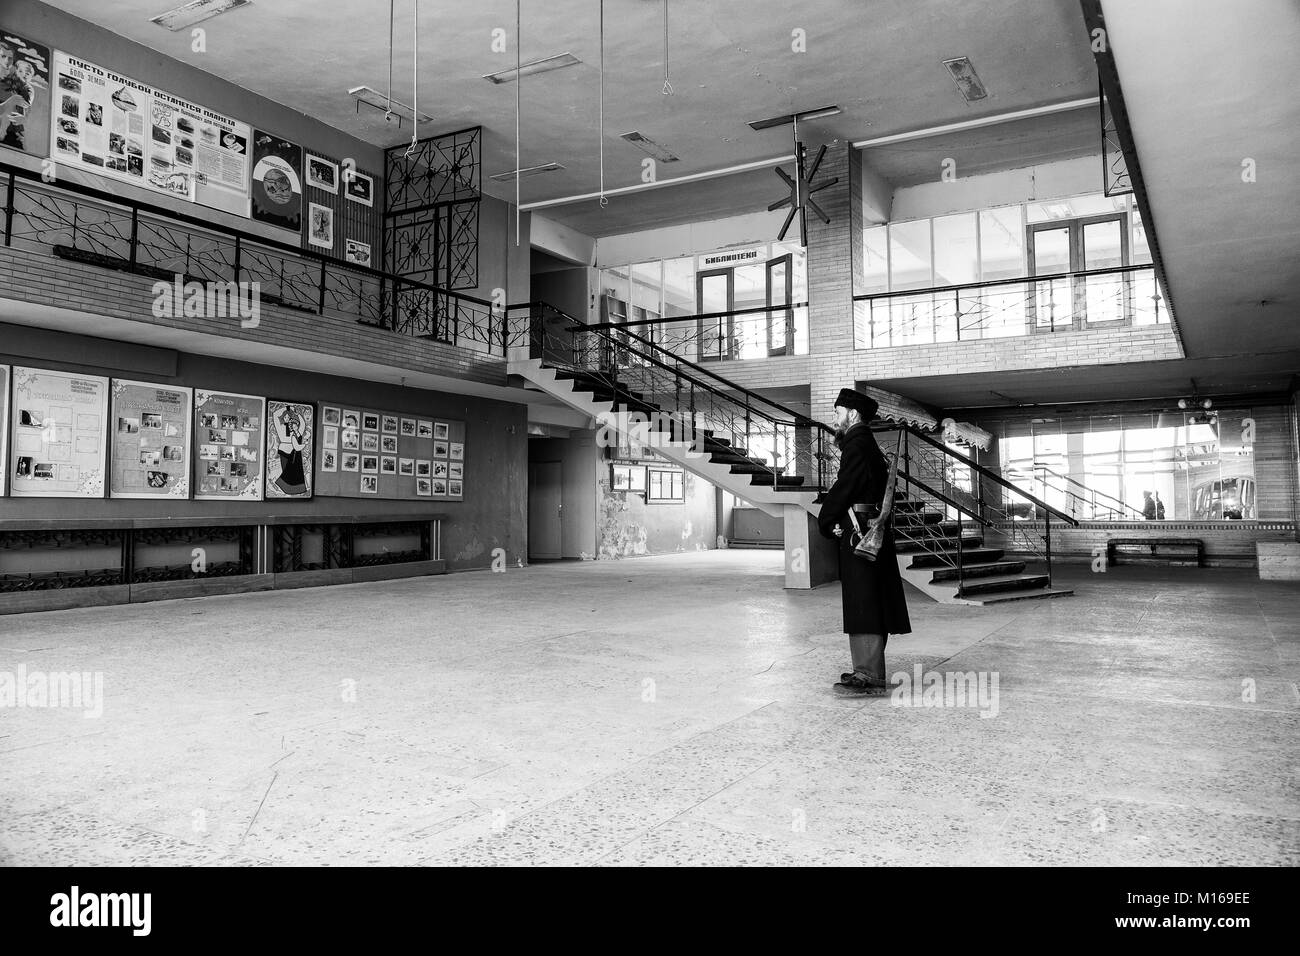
[854,264,1165,349]
[0,160,509,357]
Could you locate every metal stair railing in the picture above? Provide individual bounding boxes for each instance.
[517,306,839,493]
[1012,463,1147,521]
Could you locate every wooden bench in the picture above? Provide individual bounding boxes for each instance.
[1107,538,1204,567]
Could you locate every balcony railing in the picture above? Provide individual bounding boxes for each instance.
[853,264,1165,349]
[0,160,509,358]
[589,302,811,364]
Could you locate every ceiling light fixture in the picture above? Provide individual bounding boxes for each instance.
[943,56,988,103]
[620,131,679,163]
[483,52,581,84]
[150,0,251,31]
[747,105,842,131]
[348,86,435,127]
[491,162,566,183]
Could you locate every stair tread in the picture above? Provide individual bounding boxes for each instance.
[966,586,1075,605]
[959,573,1049,587]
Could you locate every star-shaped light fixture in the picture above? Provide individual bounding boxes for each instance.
[748,106,842,246]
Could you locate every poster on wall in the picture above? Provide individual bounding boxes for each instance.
[265,399,313,499]
[8,366,108,498]
[194,389,265,500]
[109,379,192,499]
[0,27,52,158]
[47,51,251,215]
[305,154,337,193]
[251,130,302,231]
[0,365,8,496]
[307,202,332,249]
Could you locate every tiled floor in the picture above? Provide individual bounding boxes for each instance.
[1,551,1297,866]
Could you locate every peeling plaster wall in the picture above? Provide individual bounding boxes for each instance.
[595,461,716,560]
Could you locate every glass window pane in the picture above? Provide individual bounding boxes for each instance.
[1132,205,1152,265]
[889,220,932,291]
[599,266,630,322]
[862,225,888,294]
[979,206,1024,281]
[629,262,661,319]
[732,262,766,360]
[933,214,978,285]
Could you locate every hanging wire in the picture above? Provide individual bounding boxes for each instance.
[404,0,419,156]
[385,0,395,122]
[662,0,673,95]
[599,0,607,206]
[515,0,521,245]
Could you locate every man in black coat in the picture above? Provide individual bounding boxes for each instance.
[817,387,912,696]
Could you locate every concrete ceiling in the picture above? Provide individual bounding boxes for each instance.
[39,0,1100,234]
[1101,0,1300,362]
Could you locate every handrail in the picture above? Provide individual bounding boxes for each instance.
[0,158,496,309]
[1032,463,1144,518]
[873,422,1080,527]
[853,262,1153,303]
[584,300,811,332]
[587,322,821,427]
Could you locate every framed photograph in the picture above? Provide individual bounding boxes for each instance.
[341,453,359,472]
[416,477,431,497]
[398,458,414,476]
[362,412,379,431]
[345,239,371,267]
[448,480,462,497]
[361,455,378,474]
[381,414,398,434]
[360,474,378,494]
[362,433,379,452]
[322,406,341,426]
[344,168,374,207]
[341,429,359,450]
[431,479,447,496]
[449,442,464,461]
[323,425,338,449]
[416,460,431,477]
[433,441,448,458]
[342,409,361,429]
[380,456,396,475]
[306,154,338,193]
[400,418,416,437]
[307,202,333,249]
[417,420,433,439]
[433,461,448,479]
[320,449,337,472]
[449,462,463,480]
[434,422,449,440]
[380,435,398,454]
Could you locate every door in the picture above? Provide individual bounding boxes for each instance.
[696,269,733,362]
[528,461,563,559]
[766,254,793,356]
[1079,215,1129,326]
[1027,223,1073,332]
[1028,214,1130,331]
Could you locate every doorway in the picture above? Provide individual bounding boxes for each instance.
[1027,214,1130,331]
[528,461,562,560]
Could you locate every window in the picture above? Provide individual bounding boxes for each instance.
[647,468,685,502]
[611,463,646,493]
[888,219,932,291]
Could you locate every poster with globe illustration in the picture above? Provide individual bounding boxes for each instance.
[250,129,302,231]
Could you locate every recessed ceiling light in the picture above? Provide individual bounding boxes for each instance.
[348,86,435,126]
[483,53,582,84]
[942,57,988,102]
[747,106,841,131]
[620,132,679,163]
[150,0,251,31]
[490,163,566,182]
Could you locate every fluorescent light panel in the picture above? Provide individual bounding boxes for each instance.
[942,57,988,102]
[747,106,841,131]
[150,0,251,31]
[348,86,435,125]
[620,132,679,163]
[483,53,582,84]
[490,163,565,182]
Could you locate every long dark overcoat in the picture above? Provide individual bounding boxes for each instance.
[816,423,912,636]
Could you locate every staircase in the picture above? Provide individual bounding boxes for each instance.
[509,303,1078,602]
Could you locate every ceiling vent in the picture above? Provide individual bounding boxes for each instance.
[490,163,566,182]
[620,132,679,163]
[942,57,988,102]
[150,0,251,31]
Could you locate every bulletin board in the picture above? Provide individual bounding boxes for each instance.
[315,404,464,500]
[193,389,265,500]
[109,378,192,499]
[8,366,109,498]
